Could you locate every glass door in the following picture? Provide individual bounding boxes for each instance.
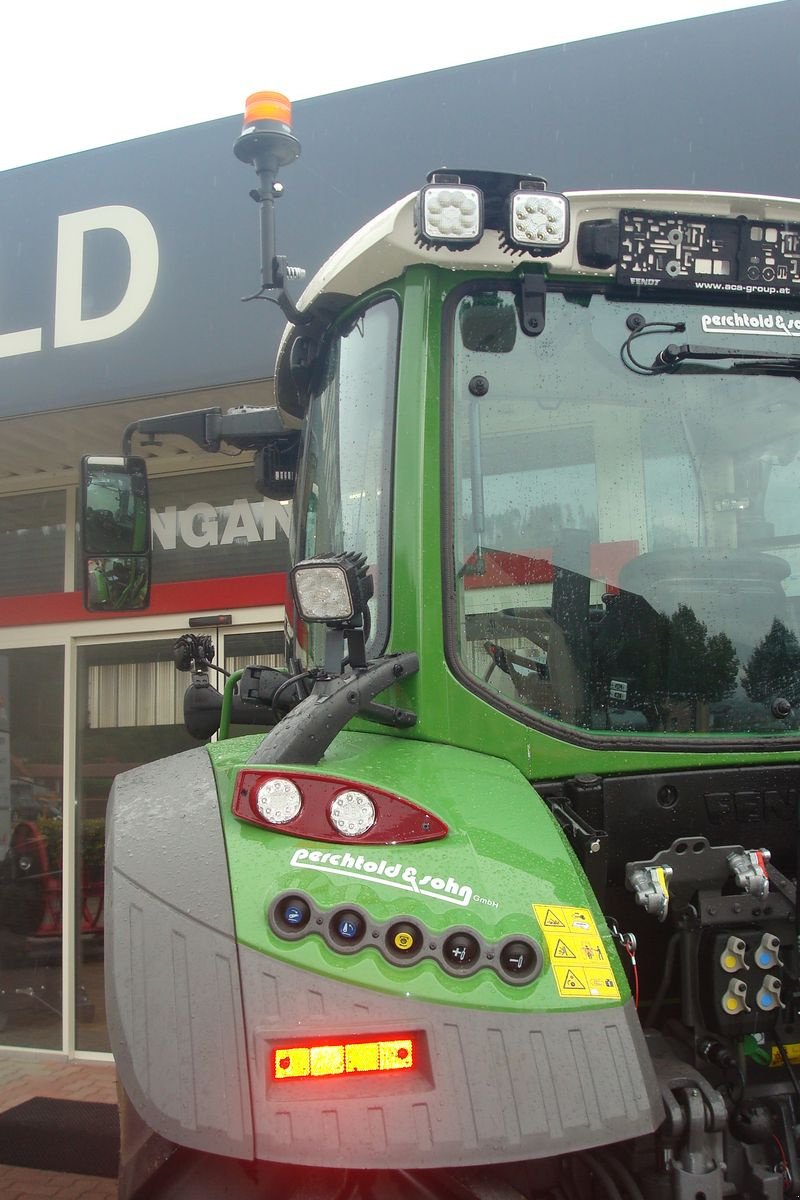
[75,634,198,1052]
[0,645,65,1050]
[74,622,285,1053]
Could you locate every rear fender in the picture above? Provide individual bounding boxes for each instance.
[106,748,253,1161]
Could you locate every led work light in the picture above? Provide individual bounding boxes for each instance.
[290,552,373,625]
[416,175,483,248]
[508,186,569,254]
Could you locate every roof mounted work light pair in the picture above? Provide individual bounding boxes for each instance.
[415,169,569,255]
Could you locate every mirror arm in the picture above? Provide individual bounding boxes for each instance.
[122,409,224,456]
[122,407,289,456]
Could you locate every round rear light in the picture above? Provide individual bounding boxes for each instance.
[329,789,376,837]
[256,777,302,825]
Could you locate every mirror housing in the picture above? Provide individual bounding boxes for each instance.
[80,456,152,612]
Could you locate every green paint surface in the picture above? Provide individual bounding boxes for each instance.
[209,731,628,1012]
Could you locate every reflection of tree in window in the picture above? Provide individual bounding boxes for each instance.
[665,606,739,729]
[743,619,800,706]
[595,601,738,732]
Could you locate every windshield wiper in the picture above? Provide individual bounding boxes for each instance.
[652,342,800,377]
[620,316,800,379]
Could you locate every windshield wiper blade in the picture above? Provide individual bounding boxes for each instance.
[652,342,800,375]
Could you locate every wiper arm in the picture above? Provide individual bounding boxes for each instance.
[620,317,800,379]
[654,342,800,375]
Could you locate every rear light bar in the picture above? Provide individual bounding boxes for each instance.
[273,1036,415,1080]
[233,770,448,844]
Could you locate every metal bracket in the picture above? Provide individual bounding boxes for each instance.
[549,799,608,900]
[519,272,546,336]
[647,1032,728,1199]
[626,837,771,918]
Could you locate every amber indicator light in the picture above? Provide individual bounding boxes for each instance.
[273,1037,415,1080]
[243,91,292,129]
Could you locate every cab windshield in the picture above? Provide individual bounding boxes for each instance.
[449,286,800,739]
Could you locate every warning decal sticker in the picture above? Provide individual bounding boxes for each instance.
[533,904,621,1000]
[556,967,586,992]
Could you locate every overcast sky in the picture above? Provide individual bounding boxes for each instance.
[0,0,784,173]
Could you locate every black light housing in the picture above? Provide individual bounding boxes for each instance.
[507,182,570,256]
[290,552,374,626]
[415,173,484,249]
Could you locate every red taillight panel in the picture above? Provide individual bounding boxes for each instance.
[272,1035,416,1080]
[233,770,448,843]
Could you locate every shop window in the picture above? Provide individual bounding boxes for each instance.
[0,491,66,597]
[87,659,186,729]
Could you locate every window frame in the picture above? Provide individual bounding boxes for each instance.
[292,290,401,666]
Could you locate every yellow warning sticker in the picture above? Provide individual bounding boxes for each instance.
[553,964,620,999]
[533,904,620,1000]
[550,932,610,967]
[554,965,587,992]
[534,904,595,933]
[538,907,566,929]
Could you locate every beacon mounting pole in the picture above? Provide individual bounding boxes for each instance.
[233,91,309,324]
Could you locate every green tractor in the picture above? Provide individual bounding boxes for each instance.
[82,92,800,1198]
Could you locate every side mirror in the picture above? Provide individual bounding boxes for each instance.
[80,456,152,612]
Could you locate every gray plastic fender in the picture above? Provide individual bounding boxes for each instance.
[106,748,253,1160]
[107,747,663,1175]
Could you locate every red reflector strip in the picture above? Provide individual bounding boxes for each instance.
[273,1037,415,1080]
